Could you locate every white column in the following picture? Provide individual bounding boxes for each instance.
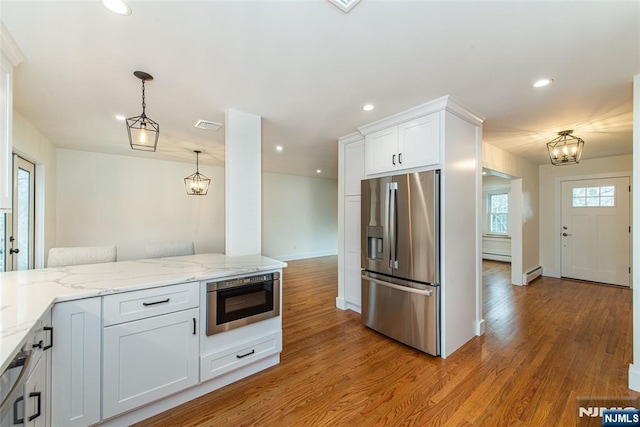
[630,74,640,391]
[225,109,261,256]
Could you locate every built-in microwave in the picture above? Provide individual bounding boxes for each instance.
[205,272,280,335]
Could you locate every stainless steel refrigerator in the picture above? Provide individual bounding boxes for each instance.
[361,170,440,356]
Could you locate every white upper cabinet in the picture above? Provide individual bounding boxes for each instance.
[397,112,440,171]
[363,112,440,176]
[344,139,365,196]
[364,127,398,176]
[0,24,25,212]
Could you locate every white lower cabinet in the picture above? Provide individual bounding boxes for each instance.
[51,298,101,427]
[102,307,199,419]
[200,330,281,383]
[344,195,361,311]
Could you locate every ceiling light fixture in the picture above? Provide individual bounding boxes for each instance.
[102,0,131,16]
[316,169,322,174]
[546,130,584,166]
[126,71,159,152]
[363,104,375,111]
[275,145,283,152]
[533,78,554,88]
[115,114,125,121]
[184,150,211,195]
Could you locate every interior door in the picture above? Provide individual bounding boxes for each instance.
[561,177,630,286]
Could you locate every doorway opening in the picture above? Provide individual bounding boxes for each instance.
[481,168,524,286]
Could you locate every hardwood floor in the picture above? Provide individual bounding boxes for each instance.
[136,257,638,426]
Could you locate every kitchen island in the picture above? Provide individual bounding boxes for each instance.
[0,253,286,426]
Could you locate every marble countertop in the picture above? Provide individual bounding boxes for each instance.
[0,253,287,373]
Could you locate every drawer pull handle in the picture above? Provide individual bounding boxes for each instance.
[28,392,41,422]
[13,396,24,424]
[236,349,255,359]
[142,298,170,307]
[43,326,53,351]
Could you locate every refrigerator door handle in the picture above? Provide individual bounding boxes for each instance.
[389,182,399,269]
[361,275,433,296]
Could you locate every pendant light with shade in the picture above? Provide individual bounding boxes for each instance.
[546,130,584,166]
[126,71,159,152]
[184,151,211,195]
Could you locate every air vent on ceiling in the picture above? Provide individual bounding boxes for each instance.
[328,0,361,13]
[194,119,223,131]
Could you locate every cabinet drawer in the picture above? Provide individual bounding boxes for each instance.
[103,282,199,326]
[200,330,282,382]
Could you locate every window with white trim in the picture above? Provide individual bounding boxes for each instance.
[489,193,509,235]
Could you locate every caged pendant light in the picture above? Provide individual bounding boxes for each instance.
[126,71,159,152]
[184,150,211,195]
[546,130,584,166]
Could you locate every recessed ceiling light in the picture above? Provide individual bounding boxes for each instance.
[115,114,126,121]
[275,145,283,152]
[316,169,322,174]
[103,0,131,16]
[482,171,487,175]
[363,104,375,111]
[533,78,554,88]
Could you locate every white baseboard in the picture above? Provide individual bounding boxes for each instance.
[543,268,560,278]
[629,364,640,391]
[272,250,338,262]
[482,253,511,262]
[100,354,280,426]
[336,297,361,314]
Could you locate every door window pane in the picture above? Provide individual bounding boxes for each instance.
[572,186,616,208]
[17,168,30,270]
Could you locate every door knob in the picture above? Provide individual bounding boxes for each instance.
[9,248,20,254]
[562,232,572,237]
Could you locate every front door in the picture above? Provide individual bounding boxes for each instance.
[561,177,630,286]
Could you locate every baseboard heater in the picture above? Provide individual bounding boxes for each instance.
[522,266,543,285]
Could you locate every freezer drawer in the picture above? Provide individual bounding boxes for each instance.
[361,273,440,356]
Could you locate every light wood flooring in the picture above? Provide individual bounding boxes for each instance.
[136,257,638,426]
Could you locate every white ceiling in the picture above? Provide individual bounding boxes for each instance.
[1,1,638,179]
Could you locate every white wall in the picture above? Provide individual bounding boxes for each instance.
[262,172,338,260]
[483,142,539,275]
[55,149,338,263]
[539,154,632,277]
[56,149,225,262]
[12,111,57,267]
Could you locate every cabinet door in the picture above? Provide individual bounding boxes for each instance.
[102,308,199,419]
[397,112,440,170]
[365,127,398,175]
[51,298,101,427]
[23,350,45,427]
[344,140,365,196]
[344,196,361,312]
[0,53,13,211]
